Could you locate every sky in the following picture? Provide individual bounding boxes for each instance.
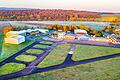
[0,0,120,12]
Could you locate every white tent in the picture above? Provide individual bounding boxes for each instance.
[74,29,87,34]
[35,29,49,33]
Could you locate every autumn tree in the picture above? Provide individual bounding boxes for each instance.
[3,26,15,34]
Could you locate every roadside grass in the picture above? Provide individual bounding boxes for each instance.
[14,57,120,80]
[32,36,41,40]
[26,49,44,54]
[15,55,36,62]
[0,33,3,55]
[0,41,33,62]
[72,45,120,61]
[40,41,54,44]
[33,44,49,49]
[0,63,25,76]
[37,44,71,68]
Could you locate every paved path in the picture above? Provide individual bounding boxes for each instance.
[67,40,120,48]
[0,42,37,66]
[22,43,59,74]
[0,36,120,80]
[31,52,120,75]
[0,40,60,80]
[43,36,120,48]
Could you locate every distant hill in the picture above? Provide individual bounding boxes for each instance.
[0,7,31,10]
[100,12,120,15]
[0,9,101,21]
[0,7,119,21]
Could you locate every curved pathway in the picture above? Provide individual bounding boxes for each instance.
[0,36,120,80]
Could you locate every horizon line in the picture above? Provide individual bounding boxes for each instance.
[0,6,120,13]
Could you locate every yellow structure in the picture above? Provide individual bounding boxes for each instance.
[64,34,75,40]
[5,31,26,37]
[101,15,118,22]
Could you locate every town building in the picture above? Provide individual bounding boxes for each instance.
[107,34,120,44]
[35,29,49,33]
[74,29,87,35]
[78,36,89,41]
[64,33,76,40]
[57,30,66,39]
[74,29,89,40]
[26,29,49,35]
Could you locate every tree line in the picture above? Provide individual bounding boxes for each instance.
[0,9,100,21]
[48,24,119,37]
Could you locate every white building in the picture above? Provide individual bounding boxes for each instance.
[74,29,90,40]
[35,29,49,33]
[78,36,89,41]
[5,35,25,44]
[74,29,87,35]
[6,30,26,37]
[58,32,65,39]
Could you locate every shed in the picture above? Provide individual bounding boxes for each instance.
[5,35,25,44]
[6,30,26,37]
[64,33,76,40]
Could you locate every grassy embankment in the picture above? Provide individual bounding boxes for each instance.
[14,44,120,80]
[0,33,3,55]
[37,44,71,68]
[14,56,120,80]
[0,41,33,62]
[72,45,120,61]
[0,63,25,76]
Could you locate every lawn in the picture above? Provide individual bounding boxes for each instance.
[32,36,41,40]
[0,41,33,62]
[72,45,120,61]
[15,55,37,62]
[33,44,50,49]
[26,49,44,54]
[14,57,120,80]
[40,41,54,44]
[0,63,25,76]
[0,33,3,55]
[37,44,71,68]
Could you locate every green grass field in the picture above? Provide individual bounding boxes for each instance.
[37,44,71,68]
[14,57,120,80]
[40,41,54,44]
[26,49,44,54]
[0,63,25,76]
[0,41,33,62]
[0,33,3,55]
[33,44,50,49]
[15,55,37,62]
[72,45,120,61]
[32,36,41,40]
